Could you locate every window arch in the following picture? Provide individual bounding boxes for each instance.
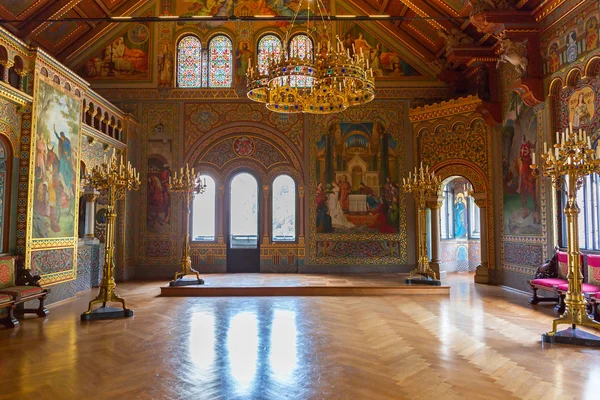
[289,34,313,87]
[192,175,216,241]
[272,175,296,241]
[257,34,282,76]
[208,35,233,88]
[177,35,202,88]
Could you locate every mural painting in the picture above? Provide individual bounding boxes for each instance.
[339,23,420,77]
[175,0,301,22]
[78,22,151,80]
[557,76,600,153]
[542,7,600,75]
[502,93,540,235]
[316,122,401,234]
[147,155,172,232]
[32,79,81,239]
[454,193,467,238]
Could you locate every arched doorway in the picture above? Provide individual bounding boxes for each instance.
[438,176,481,272]
[227,171,260,272]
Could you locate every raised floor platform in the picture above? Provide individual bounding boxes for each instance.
[159,273,450,296]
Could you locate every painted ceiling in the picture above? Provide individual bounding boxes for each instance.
[0,0,546,82]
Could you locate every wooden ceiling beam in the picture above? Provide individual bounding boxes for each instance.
[19,0,83,40]
[57,0,146,62]
[93,0,112,16]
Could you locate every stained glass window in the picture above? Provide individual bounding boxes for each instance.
[272,175,296,241]
[257,34,282,76]
[289,34,313,87]
[177,35,202,88]
[201,49,208,88]
[192,175,216,241]
[208,35,233,88]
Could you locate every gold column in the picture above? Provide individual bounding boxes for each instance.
[403,163,441,284]
[533,125,600,344]
[81,155,140,320]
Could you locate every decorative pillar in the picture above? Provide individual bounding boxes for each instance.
[218,184,225,244]
[262,184,270,244]
[298,185,305,239]
[82,188,100,244]
[1,61,13,83]
[473,195,489,284]
[18,70,27,92]
[427,196,444,279]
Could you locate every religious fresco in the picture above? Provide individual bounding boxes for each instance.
[557,75,600,151]
[78,22,151,81]
[542,6,600,76]
[175,0,302,20]
[315,122,401,235]
[32,78,81,239]
[339,22,421,77]
[502,93,541,236]
[147,154,172,232]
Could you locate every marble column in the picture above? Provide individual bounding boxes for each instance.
[427,196,444,279]
[473,195,489,284]
[83,188,100,245]
[298,185,305,239]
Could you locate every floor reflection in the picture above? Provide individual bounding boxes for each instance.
[269,309,298,384]
[226,311,259,395]
[189,312,216,372]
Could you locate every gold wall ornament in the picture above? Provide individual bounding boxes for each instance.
[168,163,206,285]
[402,162,441,284]
[81,154,140,321]
[532,124,600,344]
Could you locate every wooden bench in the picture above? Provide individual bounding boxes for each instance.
[587,292,600,321]
[0,292,18,328]
[0,255,49,328]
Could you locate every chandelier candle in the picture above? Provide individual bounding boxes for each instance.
[532,123,600,346]
[402,163,441,285]
[168,163,207,286]
[81,154,140,321]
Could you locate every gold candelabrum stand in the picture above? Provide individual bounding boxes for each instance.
[168,163,206,286]
[402,163,441,285]
[81,155,140,321]
[532,124,600,345]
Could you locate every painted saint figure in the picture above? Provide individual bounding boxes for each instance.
[573,93,591,128]
[566,31,578,64]
[338,175,351,211]
[454,196,466,238]
[518,134,538,220]
[326,183,354,229]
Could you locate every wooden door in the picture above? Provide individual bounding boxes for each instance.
[226,172,260,273]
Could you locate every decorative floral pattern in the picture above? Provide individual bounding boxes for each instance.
[503,242,543,268]
[0,258,14,288]
[185,103,303,150]
[316,241,400,258]
[30,248,74,278]
[146,240,171,258]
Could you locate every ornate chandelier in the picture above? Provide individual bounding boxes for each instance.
[246,0,375,114]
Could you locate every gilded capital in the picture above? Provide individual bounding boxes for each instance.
[83,192,100,203]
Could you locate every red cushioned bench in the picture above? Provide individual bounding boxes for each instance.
[529,251,565,309]
[0,256,48,328]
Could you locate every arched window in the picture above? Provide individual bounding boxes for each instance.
[230,172,258,248]
[257,34,282,75]
[272,175,296,241]
[289,34,313,87]
[192,175,216,241]
[177,35,202,88]
[208,35,233,88]
[560,174,600,249]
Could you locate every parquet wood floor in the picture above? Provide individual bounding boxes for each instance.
[1,273,599,400]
